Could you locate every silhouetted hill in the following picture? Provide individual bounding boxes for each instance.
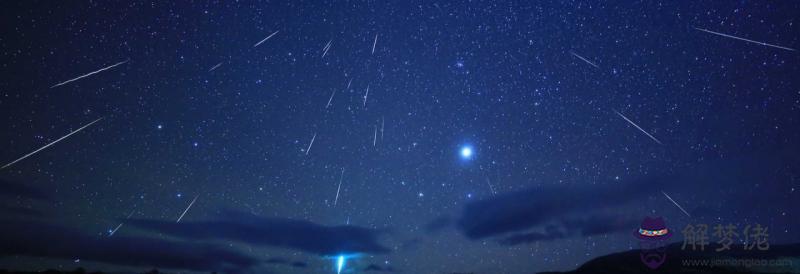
[539,242,800,274]
[0,268,183,274]
[0,269,100,274]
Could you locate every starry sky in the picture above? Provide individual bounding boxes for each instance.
[1,1,799,274]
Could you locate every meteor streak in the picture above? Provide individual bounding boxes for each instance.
[363,85,369,107]
[569,51,599,68]
[694,27,795,52]
[613,109,663,145]
[253,30,279,48]
[322,39,333,58]
[306,133,317,155]
[486,177,496,195]
[208,62,223,72]
[333,168,344,206]
[371,33,378,54]
[2,117,104,170]
[109,209,136,237]
[336,255,345,274]
[50,60,129,88]
[108,223,124,237]
[176,195,199,223]
[662,190,691,217]
[326,90,336,108]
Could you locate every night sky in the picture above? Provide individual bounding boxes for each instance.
[1,1,799,274]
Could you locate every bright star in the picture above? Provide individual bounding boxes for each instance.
[460,146,473,159]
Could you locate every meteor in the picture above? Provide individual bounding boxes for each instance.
[108,209,136,237]
[486,177,496,195]
[373,125,377,147]
[51,59,129,88]
[2,117,104,170]
[108,223,124,237]
[371,33,378,54]
[662,190,691,217]
[253,30,279,48]
[694,27,795,52]
[322,39,333,58]
[613,109,663,145]
[306,133,317,155]
[326,90,336,109]
[569,51,599,68]
[208,62,223,72]
[363,85,369,107]
[336,255,345,274]
[333,168,344,206]
[176,195,199,223]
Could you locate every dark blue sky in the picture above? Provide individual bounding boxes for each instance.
[0,1,798,273]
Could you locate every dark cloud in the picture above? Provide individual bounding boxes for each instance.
[0,219,258,273]
[499,225,567,245]
[0,179,51,201]
[264,257,307,268]
[498,215,639,245]
[424,215,452,233]
[264,257,289,264]
[456,176,665,240]
[0,204,45,217]
[455,154,800,246]
[127,210,390,256]
[561,214,640,237]
[364,264,395,272]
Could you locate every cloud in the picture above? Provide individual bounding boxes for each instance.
[264,257,307,268]
[498,215,639,245]
[364,264,395,272]
[0,179,51,201]
[0,204,45,217]
[290,261,308,268]
[456,176,664,240]
[0,219,258,273]
[453,153,800,246]
[424,215,452,233]
[127,210,390,256]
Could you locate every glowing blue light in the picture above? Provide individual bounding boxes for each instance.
[460,146,473,159]
[336,255,345,274]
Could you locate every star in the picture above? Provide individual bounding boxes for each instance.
[460,146,474,159]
